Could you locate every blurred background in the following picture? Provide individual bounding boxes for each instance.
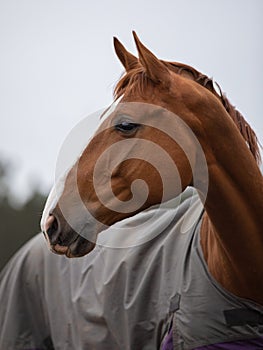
[0,0,262,270]
[0,158,46,269]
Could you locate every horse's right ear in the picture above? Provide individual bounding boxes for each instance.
[113,37,139,72]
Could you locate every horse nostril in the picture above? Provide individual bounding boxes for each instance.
[45,214,59,240]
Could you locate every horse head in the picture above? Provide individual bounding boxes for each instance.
[41,32,260,259]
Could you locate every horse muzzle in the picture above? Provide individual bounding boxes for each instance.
[43,212,96,258]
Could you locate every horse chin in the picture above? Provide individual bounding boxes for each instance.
[50,235,96,258]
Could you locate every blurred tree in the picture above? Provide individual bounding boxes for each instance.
[0,160,47,271]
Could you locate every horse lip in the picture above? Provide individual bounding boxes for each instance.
[50,235,96,258]
[51,244,68,255]
[50,233,79,256]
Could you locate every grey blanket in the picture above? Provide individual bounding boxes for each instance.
[1,188,261,350]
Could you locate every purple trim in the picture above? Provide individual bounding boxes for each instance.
[161,330,263,350]
[161,329,173,350]
[194,337,263,350]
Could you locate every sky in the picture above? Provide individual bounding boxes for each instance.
[0,0,262,202]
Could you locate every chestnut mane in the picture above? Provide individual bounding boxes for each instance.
[114,61,261,165]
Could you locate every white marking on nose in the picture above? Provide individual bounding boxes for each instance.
[40,172,67,233]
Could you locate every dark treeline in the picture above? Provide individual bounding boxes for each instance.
[0,160,47,271]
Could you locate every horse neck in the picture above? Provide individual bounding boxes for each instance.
[192,98,263,303]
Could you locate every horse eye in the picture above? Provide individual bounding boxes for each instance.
[115,121,140,134]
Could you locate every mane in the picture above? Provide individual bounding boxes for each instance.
[114,62,261,165]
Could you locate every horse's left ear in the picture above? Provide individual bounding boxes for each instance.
[132,31,171,85]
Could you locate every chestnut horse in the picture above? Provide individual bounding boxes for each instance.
[41,32,263,347]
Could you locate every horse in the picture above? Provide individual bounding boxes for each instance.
[41,32,263,349]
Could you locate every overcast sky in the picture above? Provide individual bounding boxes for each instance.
[0,0,262,202]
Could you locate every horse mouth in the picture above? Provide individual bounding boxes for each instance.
[50,235,96,258]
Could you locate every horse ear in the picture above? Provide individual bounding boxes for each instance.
[113,37,139,72]
[132,31,170,85]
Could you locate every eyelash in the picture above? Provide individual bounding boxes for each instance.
[114,121,140,134]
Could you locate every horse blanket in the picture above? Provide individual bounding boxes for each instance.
[0,188,262,349]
